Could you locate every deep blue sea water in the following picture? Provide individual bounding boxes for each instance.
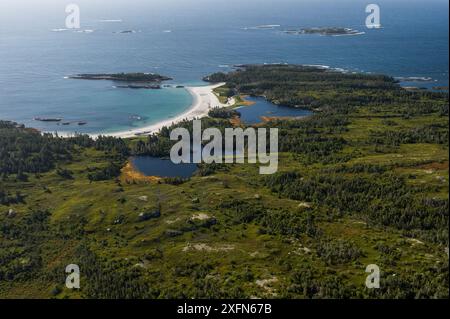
[0,0,448,135]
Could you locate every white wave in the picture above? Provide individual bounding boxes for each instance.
[332,31,366,37]
[74,29,94,33]
[99,19,122,23]
[247,24,281,30]
[395,76,434,82]
[256,24,281,28]
[304,64,331,69]
[51,28,68,32]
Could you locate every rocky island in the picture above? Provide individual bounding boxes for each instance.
[33,117,62,122]
[283,27,364,36]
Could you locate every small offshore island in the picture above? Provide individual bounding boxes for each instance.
[69,72,173,89]
[283,27,364,36]
[69,72,172,82]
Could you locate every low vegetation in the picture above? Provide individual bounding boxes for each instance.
[0,65,448,299]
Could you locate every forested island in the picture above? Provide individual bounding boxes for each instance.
[69,72,172,82]
[1,65,448,299]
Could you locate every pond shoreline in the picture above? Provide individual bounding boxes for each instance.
[121,161,162,183]
[129,156,199,179]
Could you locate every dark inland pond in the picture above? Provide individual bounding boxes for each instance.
[131,156,198,178]
[238,97,313,124]
[131,98,312,178]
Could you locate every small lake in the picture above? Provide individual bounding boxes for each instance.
[131,156,198,178]
[238,97,313,124]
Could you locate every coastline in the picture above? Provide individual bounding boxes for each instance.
[56,82,234,139]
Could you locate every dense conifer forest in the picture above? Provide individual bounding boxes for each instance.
[0,65,448,299]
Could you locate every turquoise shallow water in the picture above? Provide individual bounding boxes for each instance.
[2,79,193,135]
[0,0,448,134]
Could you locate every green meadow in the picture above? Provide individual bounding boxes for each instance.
[1,65,448,299]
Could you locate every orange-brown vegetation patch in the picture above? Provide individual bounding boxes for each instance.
[121,161,161,183]
[229,116,243,127]
[418,161,449,171]
[240,95,256,106]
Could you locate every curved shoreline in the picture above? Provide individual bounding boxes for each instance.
[55,82,234,139]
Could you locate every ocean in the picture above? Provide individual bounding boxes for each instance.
[0,0,448,135]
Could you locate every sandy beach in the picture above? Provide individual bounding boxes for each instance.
[106,83,232,138]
